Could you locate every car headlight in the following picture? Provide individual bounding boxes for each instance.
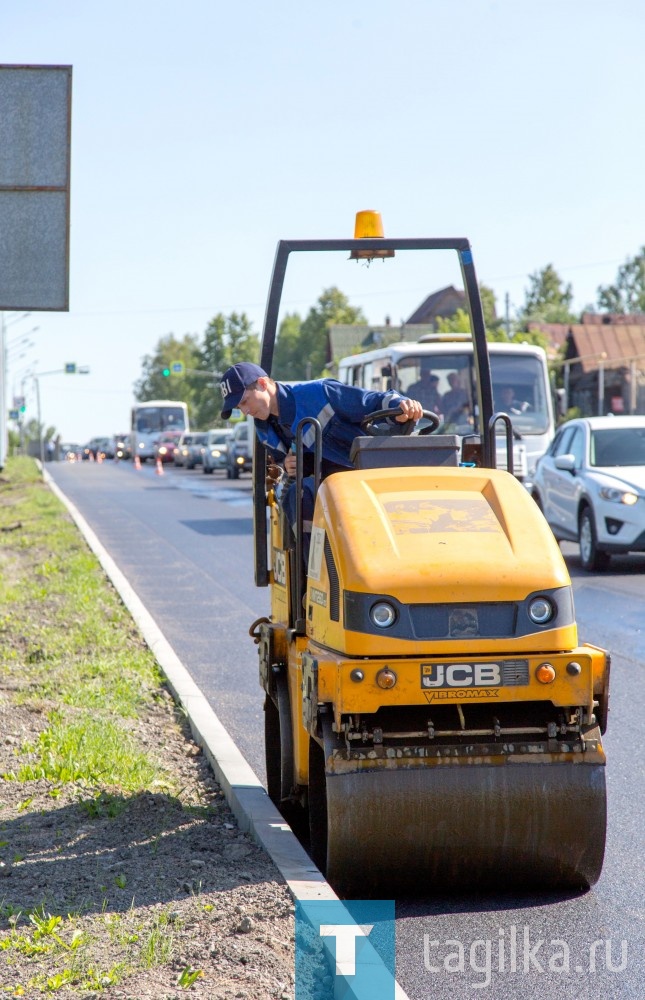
[212,449,221,458]
[599,487,638,505]
[528,596,554,625]
[370,601,397,628]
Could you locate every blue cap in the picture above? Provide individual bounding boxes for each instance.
[220,362,267,418]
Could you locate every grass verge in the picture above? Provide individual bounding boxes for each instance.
[0,458,293,998]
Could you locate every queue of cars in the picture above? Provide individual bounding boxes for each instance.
[77,426,243,473]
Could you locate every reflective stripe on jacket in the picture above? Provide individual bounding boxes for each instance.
[255,379,406,468]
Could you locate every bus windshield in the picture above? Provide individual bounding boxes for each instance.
[393,352,551,436]
[133,406,187,434]
[130,401,189,461]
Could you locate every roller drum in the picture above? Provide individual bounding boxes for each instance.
[323,762,606,897]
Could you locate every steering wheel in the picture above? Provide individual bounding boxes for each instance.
[360,407,441,437]
[416,410,442,435]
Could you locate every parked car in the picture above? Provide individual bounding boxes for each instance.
[60,442,81,461]
[202,428,233,474]
[114,434,131,460]
[186,431,207,469]
[531,415,645,571]
[82,437,115,460]
[174,432,197,468]
[154,431,182,464]
[226,419,253,479]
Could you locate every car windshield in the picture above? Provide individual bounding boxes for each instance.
[590,427,645,467]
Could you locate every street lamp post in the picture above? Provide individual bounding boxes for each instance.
[1,313,38,468]
[34,375,44,465]
[31,366,91,470]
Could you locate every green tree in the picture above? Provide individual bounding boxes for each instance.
[280,287,367,380]
[518,264,577,325]
[479,284,501,332]
[597,246,645,313]
[435,308,472,335]
[194,312,259,427]
[133,333,201,409]
[273,313,304,380]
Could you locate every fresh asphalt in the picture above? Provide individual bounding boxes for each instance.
[45,458,645,999]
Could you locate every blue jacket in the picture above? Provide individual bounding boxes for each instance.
[255,379,407,468]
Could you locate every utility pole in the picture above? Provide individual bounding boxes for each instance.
[504,293,511,340]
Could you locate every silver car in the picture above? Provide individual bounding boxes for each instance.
[202,428,233,474]
[531,415,645,571]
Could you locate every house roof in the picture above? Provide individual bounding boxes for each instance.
[581,311,645,325]
[566,325,645,373]
[527,322,569,356]
[406,286,466,325]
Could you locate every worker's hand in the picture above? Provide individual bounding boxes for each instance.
[394,398,423,423]
[265,462,284,490]
[283,452,297,477]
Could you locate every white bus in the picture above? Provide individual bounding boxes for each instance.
[130,399,189,462]
[337,338,556,483]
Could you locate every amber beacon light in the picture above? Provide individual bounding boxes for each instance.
[350,210,395,261]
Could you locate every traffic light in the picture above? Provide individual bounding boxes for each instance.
[20,404,26,414]
[162,367,170,378]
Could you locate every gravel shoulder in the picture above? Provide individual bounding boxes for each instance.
[0,461,295,999]
[0,699,295,1000]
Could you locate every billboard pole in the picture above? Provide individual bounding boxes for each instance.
[0,314,6,469]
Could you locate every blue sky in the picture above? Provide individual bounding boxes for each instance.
[3,0,644,443]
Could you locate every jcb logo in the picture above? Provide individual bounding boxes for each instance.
[421,663,501,688]
[273,551,286,587]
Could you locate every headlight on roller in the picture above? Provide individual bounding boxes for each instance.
[528,596,554,625]
[370,602,397,628]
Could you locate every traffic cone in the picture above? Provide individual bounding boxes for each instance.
[155,458,164,476]
[134,455,141,470]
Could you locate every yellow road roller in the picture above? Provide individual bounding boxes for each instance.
[250,218,610,896]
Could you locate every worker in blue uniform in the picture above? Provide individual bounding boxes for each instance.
[220,362,423,562]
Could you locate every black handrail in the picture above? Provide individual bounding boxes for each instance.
[294,417,322,634]
[488,412,514,477]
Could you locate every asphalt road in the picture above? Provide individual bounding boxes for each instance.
[48,458,645,999]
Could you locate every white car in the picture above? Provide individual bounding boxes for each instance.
[531,415,645,571]
[202,428,233,474]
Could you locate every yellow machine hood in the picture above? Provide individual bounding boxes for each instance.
[318,466,570,603]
